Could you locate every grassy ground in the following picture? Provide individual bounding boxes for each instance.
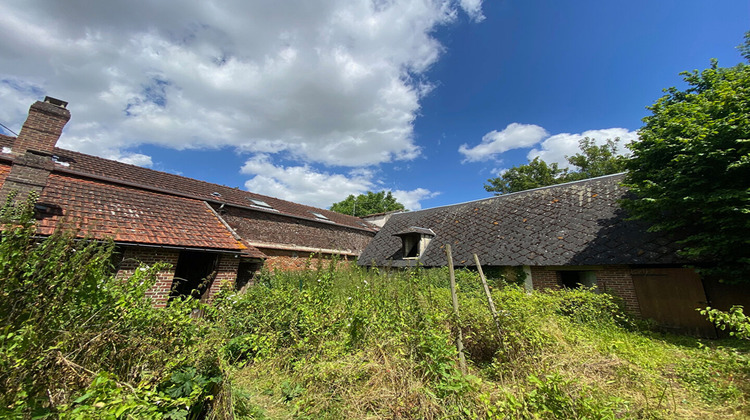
[218,263,750,419]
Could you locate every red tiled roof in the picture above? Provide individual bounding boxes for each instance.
[41,146,375,232]
[36,173,258,253]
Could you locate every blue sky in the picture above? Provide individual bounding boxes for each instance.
[0,1,747,211]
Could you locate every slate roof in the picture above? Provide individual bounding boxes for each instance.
[358,174,685,268]
[0,136,375,234]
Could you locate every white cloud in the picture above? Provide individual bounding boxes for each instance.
[241,154,435,210]
[391,188,440,211]
[527,128,638,168]
[110,152,153,167]
[459,0,486,22]
[461,124,638,169]
[0,0,483,167]
[458,123,548,162]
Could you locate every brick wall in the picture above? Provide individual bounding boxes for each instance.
[0,152,54,205]
[116,247,179,308]
[205,254,239,302]
[222,207,373,254]
[13,100,70,156]
[594,266,641,316]
[116,247,241,306]
[529,265,641,316]
[530,267,561,290]
[262,248,354,272]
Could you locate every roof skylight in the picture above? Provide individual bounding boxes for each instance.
[311,212,329,220]
[249,198,273,209]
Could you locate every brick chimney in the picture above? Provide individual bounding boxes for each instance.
[12,96,70,155]
[0,97,70,206]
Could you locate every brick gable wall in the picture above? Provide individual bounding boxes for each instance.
[222,206,374,254]
[262,249,354,272]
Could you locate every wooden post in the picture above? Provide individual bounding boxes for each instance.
[445,244,467,374]
[473,254,506,349]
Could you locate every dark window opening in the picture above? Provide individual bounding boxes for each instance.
[560,270,597,289]
[235,260,262,292]
[402,233,420,258]
[170,251,219,301]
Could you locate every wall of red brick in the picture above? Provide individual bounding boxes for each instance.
[262,248,354,272]
[116,247,179,308]
[529,265,641,317]
[115,247,240,307]
[14,100,71,156]
[530,267,561,290]
[222,207,373,254]
[205,254,239,302]
[595,266,641,316]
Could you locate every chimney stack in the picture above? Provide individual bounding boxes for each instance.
[0,97,70,205]
[12,96,70,156]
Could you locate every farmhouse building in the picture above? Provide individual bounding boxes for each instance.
[359,174,750,336]
[0,98,377,306]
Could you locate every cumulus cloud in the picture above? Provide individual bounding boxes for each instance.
[391,188,440,211]
[0,0,483,168]
[458,123,548,162]
[241,154,436,210]
[527,128,638,168]
[459,0,486,22]
[461,124,638,169]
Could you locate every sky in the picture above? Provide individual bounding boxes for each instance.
[1,1,747,212]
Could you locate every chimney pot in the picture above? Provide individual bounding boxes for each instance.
[44,96,68,109]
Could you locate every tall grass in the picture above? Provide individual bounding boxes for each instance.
[217,262,750,419]
[1,196,748,418]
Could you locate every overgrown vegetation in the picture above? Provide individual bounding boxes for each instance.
[2,197,749,418]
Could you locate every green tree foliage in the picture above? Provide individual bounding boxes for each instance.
[484,157,567,195]
[565,137,628,181]
[330,190,406,216]
[623,54,750,281]
[484,137,627,195]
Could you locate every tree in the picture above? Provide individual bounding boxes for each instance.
[623,48,750,281]
[565,137,628,181]
[484,137,627,194]
[330,190,406,217]
[484,157,567,195]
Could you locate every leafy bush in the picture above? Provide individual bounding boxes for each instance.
[0,195,224,418]
[700,305,750,340]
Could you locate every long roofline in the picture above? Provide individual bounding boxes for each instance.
[0,139,375,233]
[413,172,628,213]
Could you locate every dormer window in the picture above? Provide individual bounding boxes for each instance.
[393,227,435,259]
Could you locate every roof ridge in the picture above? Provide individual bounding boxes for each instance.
[50,146,375,232]
[407,172,627,214]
